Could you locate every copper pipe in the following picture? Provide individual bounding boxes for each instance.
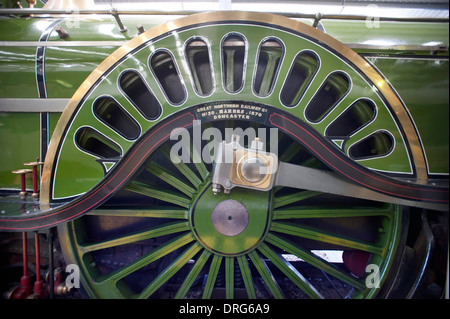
[34,232,41,283]
[24,160,44,200]
[22,232,28,277]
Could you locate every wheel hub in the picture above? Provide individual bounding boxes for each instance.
[211,199,249,237]
[190,184,271,256]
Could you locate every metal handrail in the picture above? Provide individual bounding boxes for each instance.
[0,8,448,23]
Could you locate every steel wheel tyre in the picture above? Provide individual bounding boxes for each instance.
[42,12,428,298]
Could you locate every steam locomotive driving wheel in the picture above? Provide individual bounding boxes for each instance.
[39,12,447,299]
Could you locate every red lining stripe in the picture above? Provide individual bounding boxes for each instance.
[269,113,448,203]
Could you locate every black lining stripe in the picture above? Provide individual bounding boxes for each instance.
[36,19,62,164]
[1,104,447,232]
[266,107,448,203]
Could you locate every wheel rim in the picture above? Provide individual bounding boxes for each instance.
[43,12,419,298]
[42,12,424,203]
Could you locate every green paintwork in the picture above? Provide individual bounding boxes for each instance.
[44,46,116,99]
[56,110,404,299]
[258,242,322,298]
[62,196,403,298]
[368,57,449,175]
[0,10,444,300]
[0,112,40,189]
[321,20,449,50]
[49,22,415,199]
[191,183,271,256]
[0,47,39,99]
[0,13,448,192]
[0,14,182,192]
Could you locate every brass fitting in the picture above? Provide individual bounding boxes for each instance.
[11,168,32,200]
[211,135,278,194]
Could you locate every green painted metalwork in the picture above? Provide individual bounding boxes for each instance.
[266,233,366,290]
[46,22,417,200]
[248,250,284,299]
[0,13,448,193]
[56,115,404,299]
[202,254,222,299]
[258,242,323,299]
[321,20,449,52]
[137,242,202,299]
[368,57,449,175]
[270,221,384,254]
[77,221,190,254]
[126,182,191,208]
[0,113,40,189]
[0,14,181,192]
[174,249,211,299]
[191,184,270,256]
[0,10,446,300]
[237,254,256,299]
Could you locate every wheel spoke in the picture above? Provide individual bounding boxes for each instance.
[175,249,212,299]
[202,255,222,299]
[257,50,282,96]
[273,190,320,209]
[161,146,203,188]
[237,255,256,299]
[278,142,302,163]
[270,221,383,254]
[248,250,284,299]
[225,257,234,299]
[266,233,365,290]
[86,208,188,219]
[172,131,209,181]
[126,181,191,208]
[273,205,392,220]
[192,154,209,182]
[79,221,190,253]
[146,161,196,197]
[138,242,202,299]
[258,243,323,299]
[100,232,195,283]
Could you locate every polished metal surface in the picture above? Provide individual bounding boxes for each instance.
[0,9,447,22]
[240,157,266,183]
[211,199,249,236]
[274,162,448,211]
[211,134,448,211]
[0,41,127,47]
[0,98,69,112]
[211,135,277,194]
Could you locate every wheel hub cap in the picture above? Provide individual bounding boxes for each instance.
[211,199,249,236]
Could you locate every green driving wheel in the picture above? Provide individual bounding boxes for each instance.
[42,12,422,298]
[58,119,406,299]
